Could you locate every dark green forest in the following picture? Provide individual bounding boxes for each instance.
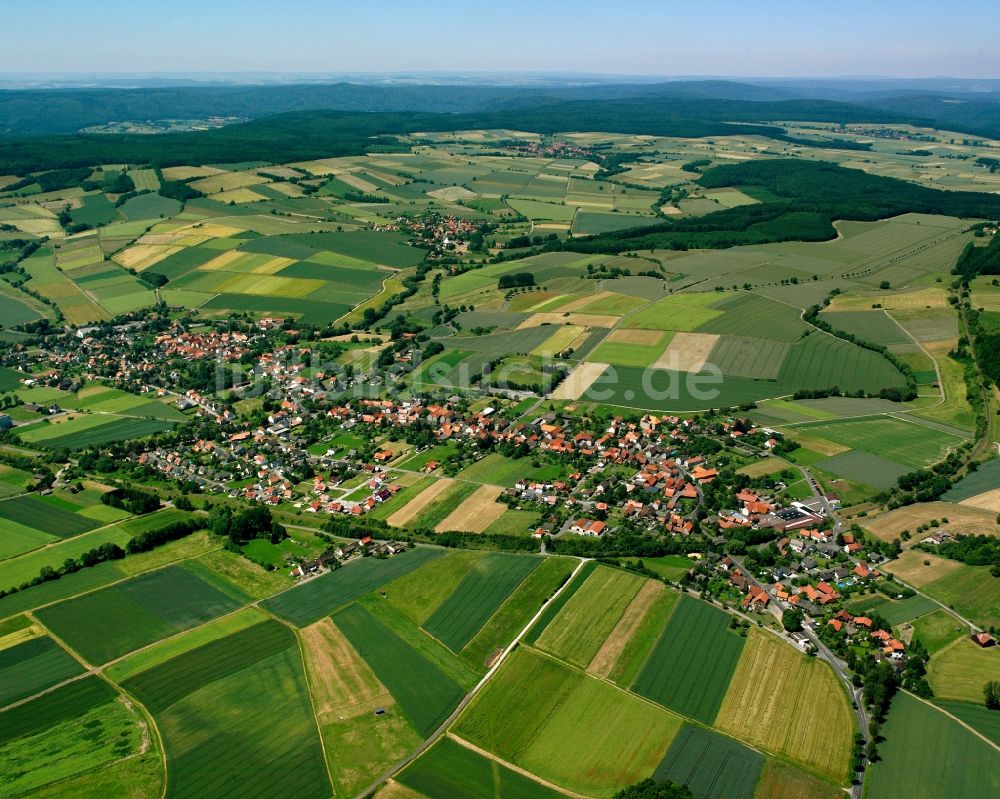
[555,160,1000,252]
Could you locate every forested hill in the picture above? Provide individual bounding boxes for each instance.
[0,80,901,136]
[0,101,793,174]
[555,160,1000,253]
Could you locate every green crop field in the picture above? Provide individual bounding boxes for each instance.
[382,550,487,624]
[535,564,645,667]
[122,620,331,799]
[654,724,765,799]
[262,547,445,626]
[398,736,563,799]
[622,294,724,331]
[943,459,1000,501]
[422,553,540,652]
[18,415,174,451]
[933,701,1000,747]
[334,602,465,737]
[708,336,791,379]
[454,452,564,487]
[812,450,910,490]
[35,565,246,664]
[0,495,98,537]
[524,560,598,644]
[0,561,126,620]
[820,310,912,346]
[865,692,1000,799]
[699,293,809,341]
[793,416,962,469]
[462,557,577,670]
[590,338,668,367]
[0,526,133,594]
[0,679,147,797]
[912,565,1000,629]
[455,648,682,797]
[632,595,746,723]
[774,333,906,395]
[0,635,83,706]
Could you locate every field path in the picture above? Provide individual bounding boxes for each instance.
[907,690,1000,754]
[446,733,592,799]
[352,557,592,799]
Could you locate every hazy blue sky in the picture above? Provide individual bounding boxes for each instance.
[3,0,998,77]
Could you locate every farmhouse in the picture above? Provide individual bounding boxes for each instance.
[972,632,996,648]
[570,518,606,536]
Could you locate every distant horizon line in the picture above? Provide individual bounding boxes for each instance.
[1,71,1000,81]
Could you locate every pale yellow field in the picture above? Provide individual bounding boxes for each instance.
[827,286,949,312]
[530,325,588,357]
[189,170,269,194]
[558,291,613,313]
[427,185,477,201]
[717,628,856,783]
[864,501,999,543]
[219,274,325,298]
[209,187,268,204]
[737,456,794,477]
[654,332,719,372]
[161,165,224,180]
[113,244,183,270]
[961,488,1000,513]
[387,478,452,527]
[886,550,964,588]
[266,181,304,197]
[434,484,506,533]
[606,328,664,345]
[587,580,663,679]
[784,432,851,457]
[300,617,387,716]
[550,361,609,400]
[519,312,618,328]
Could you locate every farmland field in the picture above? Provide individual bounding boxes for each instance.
[35,564,246,664]
[302,617,422,797]
[926,637,1000,703]
[752,762,843,799]
[462,556,576,670]
[422,553,540,652]
[632,595,746,723]
[0,494,99,538]
[334,602,465,737]
[382,550,487,624]
[717,629,856,782]
[791,416,962,469]
[654,724,765,799]
[865,692,1000,799]
[397,736,562,799]
[454,648,682,797]
[262,547,446,626]
[0,676,159,798]
[934,700,1000,747]
[0,635,83,706]
[122,619,331,799]
[534,564,645,668]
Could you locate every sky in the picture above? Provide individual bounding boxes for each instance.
[3,0,999,78]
